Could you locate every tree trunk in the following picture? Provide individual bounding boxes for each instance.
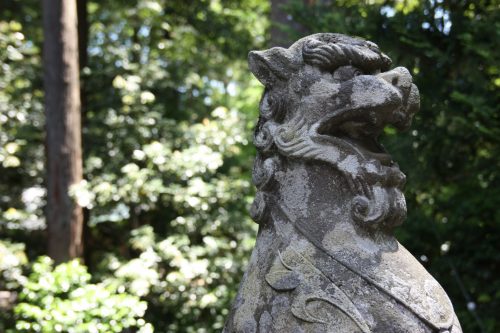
[43,0,83,263]
[77,0,88,71]
[77,0,94,268]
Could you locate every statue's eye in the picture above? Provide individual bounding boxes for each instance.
[333,66,364,81]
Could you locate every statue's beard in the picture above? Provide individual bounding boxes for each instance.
[264,114,408,230]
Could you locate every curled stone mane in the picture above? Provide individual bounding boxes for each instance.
[251,89,285,224]
[302,37,392,73]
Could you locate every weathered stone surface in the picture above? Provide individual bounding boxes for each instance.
[224,33,461,333]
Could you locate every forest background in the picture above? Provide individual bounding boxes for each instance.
[0,0,498,332]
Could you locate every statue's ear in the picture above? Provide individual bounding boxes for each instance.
[248,47,294,87]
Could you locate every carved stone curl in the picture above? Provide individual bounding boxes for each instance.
[224,33,462,333]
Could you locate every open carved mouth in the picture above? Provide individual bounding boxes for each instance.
[315,106,397,166]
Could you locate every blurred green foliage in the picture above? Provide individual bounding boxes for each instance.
[13,257,152,333]
[1,0,267,331]
[0,0,498,332]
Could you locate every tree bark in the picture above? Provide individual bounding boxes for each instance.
[43,0,83,263]
[77,0,88,71]
[77,0,93,268]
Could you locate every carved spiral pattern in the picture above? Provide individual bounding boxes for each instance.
[250,191,268,224]
[260,91,286,122]
[351,195,370,221]
[252,155,280,190]
[253,121,277,152]
[252,91,285,225]
[351,195,387,228]
[276,126,295,144]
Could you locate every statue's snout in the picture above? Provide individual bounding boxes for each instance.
[378,67,420,130]
[377,67,413,97]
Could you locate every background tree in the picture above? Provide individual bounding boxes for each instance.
[43,0,84,262]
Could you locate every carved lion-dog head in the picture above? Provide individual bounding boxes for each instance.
[249,33,419,230]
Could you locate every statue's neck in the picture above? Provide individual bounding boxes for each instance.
[260,159,406,235]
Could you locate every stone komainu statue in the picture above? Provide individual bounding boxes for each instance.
[224,33,462,333]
